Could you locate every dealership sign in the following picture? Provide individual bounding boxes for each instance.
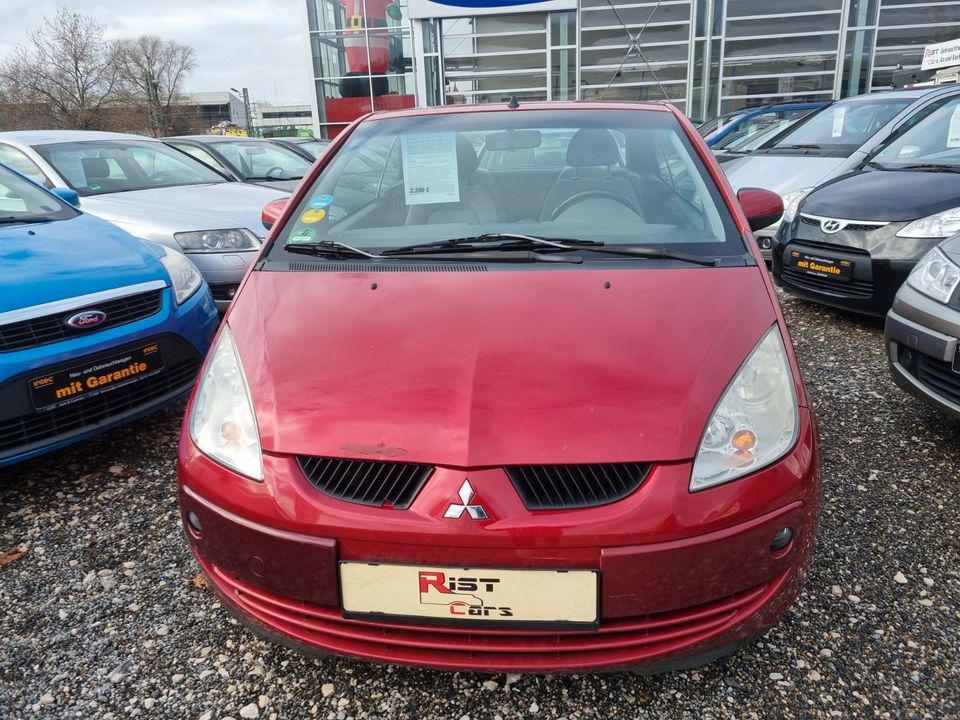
[922,38,960,71]
[408,0,576,19]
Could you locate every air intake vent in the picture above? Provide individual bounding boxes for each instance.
[288,262,488,272]
[297,456,434,509]
[505,463,651,510]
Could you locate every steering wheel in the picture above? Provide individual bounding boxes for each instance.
[549,190,642,221]
[265,166,286,178]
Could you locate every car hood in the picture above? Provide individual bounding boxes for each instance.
[228,266,783,465]
[77,182,289,240]
[0,213,166,312]
[803,170,960,222]
[722,154,845,195]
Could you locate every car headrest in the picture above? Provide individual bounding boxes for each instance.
[566,128,621,167]
[81,157,110,180]
[456,133,479,177]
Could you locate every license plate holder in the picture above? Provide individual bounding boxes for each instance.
[28,343,163,410]
[790,250,853,282]
[339,562,599,626]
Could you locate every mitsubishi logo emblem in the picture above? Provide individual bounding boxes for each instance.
[821,218,844,234]
[443,480,488,520]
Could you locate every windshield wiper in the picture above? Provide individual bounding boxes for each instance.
[283,240,378,258]
[540,244,719,266]
[0,216,48,224]
[877,163,960,174]
[381,232,603,256]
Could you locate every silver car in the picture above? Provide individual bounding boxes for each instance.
[0,130,289,312]
[723,87,960,258]
[885,237,960,419]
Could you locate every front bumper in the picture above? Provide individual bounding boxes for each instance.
[885,284,960,419]
[0,286,218,467]
[177,409,820,672]
[771,218,940,317]
[182,251,258,312]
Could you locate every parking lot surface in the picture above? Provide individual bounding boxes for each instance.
[1,290,958,720]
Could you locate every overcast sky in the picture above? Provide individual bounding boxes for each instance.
[0,1,315,105]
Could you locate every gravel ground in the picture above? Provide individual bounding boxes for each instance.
[2,290,959,720]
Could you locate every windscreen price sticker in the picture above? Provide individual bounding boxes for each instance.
[831,106,846,138]
[401,132,460,205]
[948,105,960,148]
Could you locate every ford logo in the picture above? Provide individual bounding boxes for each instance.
[66,310,108,329]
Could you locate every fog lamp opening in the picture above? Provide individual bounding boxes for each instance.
[187,511,203,536]
[770,527,794,554]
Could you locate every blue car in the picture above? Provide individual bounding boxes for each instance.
[0,163,219,467]
[699,103,827,149]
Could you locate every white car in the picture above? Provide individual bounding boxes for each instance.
[0,130,289,311]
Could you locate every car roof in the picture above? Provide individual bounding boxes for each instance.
[837,87,960,103]
[363,100,671,123]
[168,135,265,142]
[0,130,152,145]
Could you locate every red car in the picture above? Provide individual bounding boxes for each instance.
[178,101,820,673]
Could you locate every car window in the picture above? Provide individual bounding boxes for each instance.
[35,140,227,196]
[172,143,231,174]
[0,144,50,187]
[0,164,76,222]
[712,108,814,151]
[270,109,742,259]
[874,96,960,167]
[770,98,913,152]
[480,130,575,169]
[209,141,312,181]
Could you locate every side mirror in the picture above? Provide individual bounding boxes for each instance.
[51,187,80,207]
[261,198,288,231]
[737,188,783,232]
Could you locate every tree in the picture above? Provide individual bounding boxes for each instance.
[0,9,121,129]
[113,35,196,136]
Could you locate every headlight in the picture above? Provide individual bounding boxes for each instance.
[896,207,960,239]
[780,188,812,224]
[190,325,263,481]
[691,326,799,491]
[158,249,203,306]
[906,247,960,304]
[174,228,259,253]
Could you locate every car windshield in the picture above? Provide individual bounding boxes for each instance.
[768,97,912,153]
[209,140,312,181]
[269,109,742,259]
[724,119,800,153]
[35,140,226,196]
[873,96,960,168]
[712,109,814,151]
[0,164,76,223]
[295,140,329,160]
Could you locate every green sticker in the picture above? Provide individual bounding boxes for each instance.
[289,227,316,243]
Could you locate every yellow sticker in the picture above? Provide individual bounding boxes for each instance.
[301,208,326,224]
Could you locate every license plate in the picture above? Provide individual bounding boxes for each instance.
[29,343,163,410]
[339,562,598,625]
[790,250,853,282]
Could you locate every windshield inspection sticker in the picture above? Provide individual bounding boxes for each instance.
[831,106,846,138]
[401,132,460,205]
[309,194,334,209]
[289,227,316,243]
[301,208,327,224]
[947,105,960,148]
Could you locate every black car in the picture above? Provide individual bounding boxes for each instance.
[269,136,330,162]
[772,93,960,316]
[163,135,312,192]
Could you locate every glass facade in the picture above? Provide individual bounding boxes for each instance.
[306,0,960,130]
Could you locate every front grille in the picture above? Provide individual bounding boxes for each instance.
[914,354,960,406]
[799,216,887,233]
[206,559,775,672]
[297,456,433,509]
[0,290,163,353]
[505,463,651,510]
[791,238,871,256]
[781,268,873,299]
[0,355,200,456]
[209,283,240,302]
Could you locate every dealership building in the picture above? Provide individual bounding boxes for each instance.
[303,0,960,136]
